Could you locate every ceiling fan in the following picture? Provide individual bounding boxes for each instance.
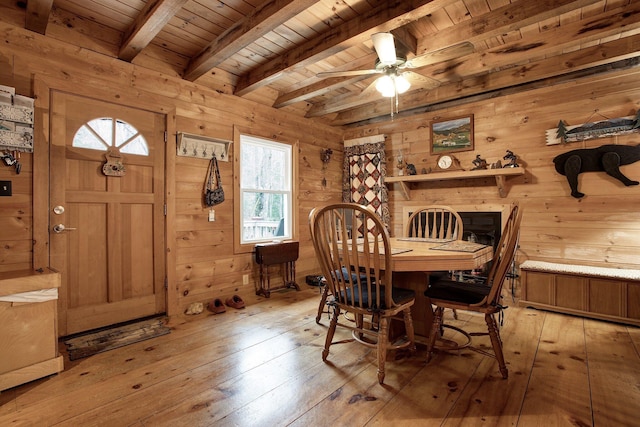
[317,32,474,116]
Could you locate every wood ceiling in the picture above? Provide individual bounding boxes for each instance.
[13,0,640,127]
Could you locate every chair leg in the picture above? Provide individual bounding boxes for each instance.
[316,285,329,324]
[427,307,444,363]
[323,306,340,361]
[355,313,365,340]
[485,313,508,379]
[402,308,416,353]
[376,316,389,384]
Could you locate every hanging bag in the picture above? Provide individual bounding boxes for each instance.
[204,154,225,206]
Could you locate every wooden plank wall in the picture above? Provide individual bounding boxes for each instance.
[0,18,343,315]
[2,6,640,318]
[345,67,640,273]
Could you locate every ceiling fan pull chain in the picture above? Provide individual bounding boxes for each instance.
[393,87,399,119]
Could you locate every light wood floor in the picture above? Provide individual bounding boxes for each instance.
[1,287,639,426]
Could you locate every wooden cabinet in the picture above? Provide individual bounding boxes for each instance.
[520,264,640,326]
[0,269,63,392]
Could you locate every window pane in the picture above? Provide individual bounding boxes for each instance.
[73,124,109,151]
[114,119,136,147]
[87,118,113,144]
[239,134,293,245]
[120,135,149,155]
[72,117,149,156]
[241,140,288,191]
[241,192,288,242]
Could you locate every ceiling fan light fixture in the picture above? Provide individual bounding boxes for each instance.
[371,32,397,66]
[376,74,411,97]
[395,75,410,94]
[376,75,395,97]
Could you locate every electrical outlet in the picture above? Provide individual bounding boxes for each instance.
[208,209,215,222]
[243,274,249,285]
[0,180,11,196]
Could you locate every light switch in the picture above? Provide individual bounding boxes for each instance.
[208,209,215,222]
[0,180,11,196]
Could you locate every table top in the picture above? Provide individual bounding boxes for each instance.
[389,237,493,272]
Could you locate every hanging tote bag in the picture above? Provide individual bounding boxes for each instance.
[204,154,225,206]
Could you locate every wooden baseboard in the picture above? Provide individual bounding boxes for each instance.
[0,356,64,392]
[519,300,640,327]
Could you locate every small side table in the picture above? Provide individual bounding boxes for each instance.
[254,241,300,297]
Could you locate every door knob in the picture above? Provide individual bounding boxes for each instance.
[53,224,76,233]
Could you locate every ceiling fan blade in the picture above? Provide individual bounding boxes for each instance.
[371,32,397,66]
[317,69,382,78]
[401,71,440,89]
[405,42,474,69]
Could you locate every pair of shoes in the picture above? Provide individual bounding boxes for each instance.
[225,295,245,309]
[207,299,226,314]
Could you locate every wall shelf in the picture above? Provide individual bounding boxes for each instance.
[385,167,525,199]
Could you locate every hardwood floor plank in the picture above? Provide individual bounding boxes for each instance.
[442,306,546,426]
[65,323,335,426]
[153,327,373,426]
[517,312,593,426]
[366,315,487,425]
[0,290,321,424]
[585,318,640,427]
[6,290,315,413]
[287,339,426,426]
[0,289,637,426]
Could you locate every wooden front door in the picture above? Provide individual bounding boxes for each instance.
[49,92,166,336]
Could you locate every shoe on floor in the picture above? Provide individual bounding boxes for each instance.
[225,295,246,309]
[207,298,226,314]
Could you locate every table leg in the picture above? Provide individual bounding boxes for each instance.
[392,271,434,338]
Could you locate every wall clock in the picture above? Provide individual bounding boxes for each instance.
[436,154,464,171]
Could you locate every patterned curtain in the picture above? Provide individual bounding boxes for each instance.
[342,135,390,228]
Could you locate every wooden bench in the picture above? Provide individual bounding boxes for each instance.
[0,269,64,392]
[519,260,640,326]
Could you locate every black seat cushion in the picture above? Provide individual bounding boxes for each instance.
[424,278,490,305]
[332,267,375,284]
[340,285,415,310]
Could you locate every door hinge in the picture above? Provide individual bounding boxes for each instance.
[164,277,168,290]
[164,204,167,216]
[164,131,168,143]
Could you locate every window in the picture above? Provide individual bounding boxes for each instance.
[73,117,148,155]
[237,134,295,247]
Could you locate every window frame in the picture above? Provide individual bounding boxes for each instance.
[233,127,299,254]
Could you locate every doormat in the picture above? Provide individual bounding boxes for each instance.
[63,317,171,361]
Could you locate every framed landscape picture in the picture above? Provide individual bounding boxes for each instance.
[430,115,474,154]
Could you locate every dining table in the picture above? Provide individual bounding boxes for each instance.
[386,237,494,337]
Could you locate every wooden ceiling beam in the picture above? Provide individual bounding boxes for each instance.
[329,32,640,125]
[278,0,604,111]
[307,2,640,118]
[234,0,461,97]
[413,0,604,55]
[183,0,318,81]
[119,0,189,62]
[273,75,373,108]
[25,0,53,35]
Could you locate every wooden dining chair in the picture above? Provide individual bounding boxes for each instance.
[309,203,416,384]
[405,205,463,240]
[314,204,374,323]
[424,202,522,379]
[406,205,465,318]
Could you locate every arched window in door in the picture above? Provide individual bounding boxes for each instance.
[72,117,149,155]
